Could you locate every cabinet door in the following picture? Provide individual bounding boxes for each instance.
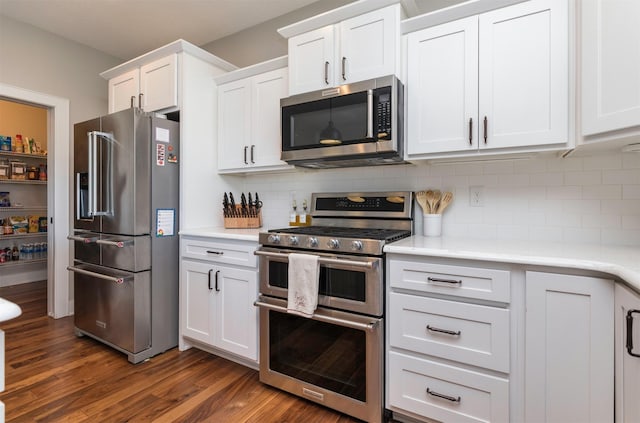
[407,17,478,155]
[288,26,335,95]
[139,53,178,112]
[339,5,398,85]
[180,260,215,345]
[251,68,288,168]
[213,266,258,361]
[217,78,252,171]
[525,271,613,423]
[582,0,640,136]
[615,283,640,423]
[479,0,568,150]
[108,68,139,114]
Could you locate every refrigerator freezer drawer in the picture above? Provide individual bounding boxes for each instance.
[69,233,151,272]
[72,264,150,354]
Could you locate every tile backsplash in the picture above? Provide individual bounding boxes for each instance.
[238,152,640,246]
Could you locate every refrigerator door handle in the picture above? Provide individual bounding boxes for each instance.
[67,266,132,284]
[96,239,134,248]
[87,130,115,217]
[67,234,99,244]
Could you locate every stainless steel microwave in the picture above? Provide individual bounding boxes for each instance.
[280,75,404,169]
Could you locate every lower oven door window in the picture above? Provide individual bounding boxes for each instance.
[271,310,366,401]
[257,296,383,422]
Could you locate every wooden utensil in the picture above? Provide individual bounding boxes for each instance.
[436,191,453,214]
[426,190,441,214]
[415,191,430,213]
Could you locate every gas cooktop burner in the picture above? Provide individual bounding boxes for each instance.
[269,226,411,243]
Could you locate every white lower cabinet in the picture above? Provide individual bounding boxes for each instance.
[179,236,258,364]
[525,271,614,423]
[387,254,512,422]
[615,283,640,423]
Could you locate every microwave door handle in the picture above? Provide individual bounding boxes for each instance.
[366,89,373,139]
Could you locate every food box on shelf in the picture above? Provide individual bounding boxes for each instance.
[10,161,26,180]
[10,216,28,234]
[0,192,9,207]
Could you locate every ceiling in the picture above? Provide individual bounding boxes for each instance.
[0,0,333,60]
[0,0,466,61]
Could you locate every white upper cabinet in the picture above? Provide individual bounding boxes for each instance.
[407,16,478,155]
[108,53,178,114]
[407,0,569,157]
[217,66,291,173]
[582,0,640,137]
[287,4,401,95]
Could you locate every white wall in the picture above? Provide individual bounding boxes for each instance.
[236,152,640,246]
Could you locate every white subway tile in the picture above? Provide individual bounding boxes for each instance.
[547,157,583,172]
[454,162,484,175]
[601,199,640,215]
[603,169,640,184]
[602,229,640,246]
[483,161,514,175]
[582,213,621,229]
[622,215,640,230]
[622,154,640,169]
[495,225,530,240]
[562,199,601,214]
[528,226,563,242]
[497,173,530,186]
[562,227,601,244]
[564,170,601,186]
[623,185,640,199]
[547,185,582,200]
[583,154,622,170]
[530,172,564,186]
[517,158,547,173]
[583,185,622,199]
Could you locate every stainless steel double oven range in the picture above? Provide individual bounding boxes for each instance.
[255,191,414,422]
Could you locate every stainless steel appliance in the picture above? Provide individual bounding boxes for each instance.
[68,108,180,364]
[255,191,413,422]
[280,76,404,169]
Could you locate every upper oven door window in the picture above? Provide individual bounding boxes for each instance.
[282,90,373,151]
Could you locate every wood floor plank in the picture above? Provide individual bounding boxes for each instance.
[0,281,363,422]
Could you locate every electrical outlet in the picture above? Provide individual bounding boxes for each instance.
[469,186,484,207]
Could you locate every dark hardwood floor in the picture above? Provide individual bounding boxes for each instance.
[0,281,362,422]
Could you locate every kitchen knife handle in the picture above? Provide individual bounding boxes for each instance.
[627,309,640,357]
[244,146,248,164]
[215,270,221,292]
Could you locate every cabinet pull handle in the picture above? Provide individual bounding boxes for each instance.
[427,325,461,336]
[206,250,224,255]
[215,270,221,292]
[627,309,640,357]
[483,116,488,144]
[130,95,136,108]
[250,145,255,164]
[426,388,461,403]
[324,61,329,85]
[139,93,144,110]
[244,146,248,164]
[342,57,347,81]
[427,277,462,285]
[468,118,473,145]
[208,269,213,290]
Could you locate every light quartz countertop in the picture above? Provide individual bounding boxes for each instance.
[0,297,21,323]
[179,227,261,242]
[385,236,640,292]
[178,228,640,292]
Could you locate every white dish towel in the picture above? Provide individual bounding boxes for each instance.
[287,253,320,317]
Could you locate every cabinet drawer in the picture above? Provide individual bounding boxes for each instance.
[181,238,257,268]
[389,293,509,372]
[388,351,509,423]
[389,259,510,302]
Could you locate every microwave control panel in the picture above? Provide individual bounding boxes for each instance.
[376,88,392,140]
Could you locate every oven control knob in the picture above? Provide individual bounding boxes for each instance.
[267,234,281,244]
[308,237,319,248]
[351,240,363,251]
[289,236,299,246]
[328,239,340,249]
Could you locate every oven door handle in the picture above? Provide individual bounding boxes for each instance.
[254,250,374,269]
[254,300,379,332]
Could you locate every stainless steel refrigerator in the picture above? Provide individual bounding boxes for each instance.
[68,108,179,363]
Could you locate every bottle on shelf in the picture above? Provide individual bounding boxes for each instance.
[289,199,299,226]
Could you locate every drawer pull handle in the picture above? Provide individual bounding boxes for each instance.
[206,250,224,256]
[426,388,461,403]
[427,277,462,285]
[426,325,461,336]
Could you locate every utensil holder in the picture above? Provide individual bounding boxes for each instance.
[223,206,262,229]
[423,214,442,237]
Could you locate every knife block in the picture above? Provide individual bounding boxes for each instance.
[223,206,262,229]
